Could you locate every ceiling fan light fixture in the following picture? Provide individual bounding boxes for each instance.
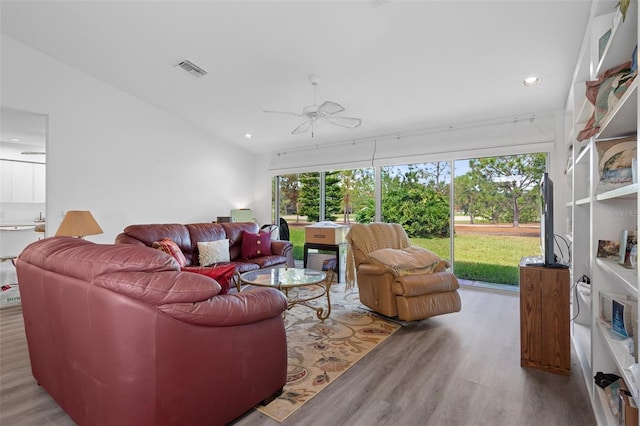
[264,75,362,135]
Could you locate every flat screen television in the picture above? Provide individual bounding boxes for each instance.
[540,172,556,266]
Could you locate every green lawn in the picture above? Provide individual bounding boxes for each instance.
[288,228,539,285]
[410,235,539,285]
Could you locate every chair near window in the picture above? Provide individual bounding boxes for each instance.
[279,218,290,241]
[346,222,461,322]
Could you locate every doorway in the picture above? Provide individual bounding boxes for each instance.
[0,107,47,258]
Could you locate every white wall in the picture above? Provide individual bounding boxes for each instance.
[1,35,257,243]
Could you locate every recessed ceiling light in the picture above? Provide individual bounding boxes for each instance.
[245,133,252,139]
[522,77,540,87]
[10,138,20,142]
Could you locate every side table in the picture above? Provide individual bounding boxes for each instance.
[303,242,346,282]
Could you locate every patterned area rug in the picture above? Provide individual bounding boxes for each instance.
[257,283,400,422]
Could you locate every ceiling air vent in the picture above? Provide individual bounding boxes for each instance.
[176,60,207,78]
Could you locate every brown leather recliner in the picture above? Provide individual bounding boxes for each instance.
[346,222,461,321]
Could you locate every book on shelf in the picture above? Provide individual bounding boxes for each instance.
[600,292,637,335]
[612,299,632,338]
[619,229,638,267]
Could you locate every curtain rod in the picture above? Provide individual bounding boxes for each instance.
[274,112,554,156]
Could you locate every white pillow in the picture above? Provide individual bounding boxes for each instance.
[197,239,230,266]
[367,246,441,270]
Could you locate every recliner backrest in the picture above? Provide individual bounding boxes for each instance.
[348,223,410,265]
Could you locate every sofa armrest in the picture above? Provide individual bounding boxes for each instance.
[95,270,221,305]
[114,233,146,246]
[159,288,288,326]
[270,240,295,267]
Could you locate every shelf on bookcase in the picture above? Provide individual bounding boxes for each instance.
[595,320,639,402]
[595,257,638,296]
[574,85,592,125]
[572,322,593,403]
[596,81,638,141]
[575,141,591,165]
[595,6,637,77]
[595,183,639,201]
[576,196,591,206]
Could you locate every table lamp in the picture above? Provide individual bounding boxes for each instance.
[55,210,103,239]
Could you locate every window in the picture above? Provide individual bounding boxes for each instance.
[273,153,548,289]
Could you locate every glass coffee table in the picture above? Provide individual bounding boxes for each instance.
[239,267,332,321]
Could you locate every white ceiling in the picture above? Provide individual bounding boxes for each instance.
[0,1,592,154]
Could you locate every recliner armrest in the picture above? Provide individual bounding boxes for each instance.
[358,263,393,276]
[392,271,459,297]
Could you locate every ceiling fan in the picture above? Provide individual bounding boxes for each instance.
[264,75,362,136]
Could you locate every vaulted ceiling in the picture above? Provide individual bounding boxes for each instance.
[0,1,592,154]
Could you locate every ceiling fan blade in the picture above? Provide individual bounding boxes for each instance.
[263,110,305,118]
[292,120,312,134]
[327,116,362,129]
[318,101,345,115]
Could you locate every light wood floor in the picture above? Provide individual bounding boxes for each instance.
[1,288,596,426]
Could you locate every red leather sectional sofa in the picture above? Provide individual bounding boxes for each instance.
[16,236,288,425]
[115,221,295,272]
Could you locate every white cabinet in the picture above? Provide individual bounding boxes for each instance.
[0,161,11,203]
[11,162,34,203]
[0,160,46,203]
[32,163,45,203]
[564,0,638,424]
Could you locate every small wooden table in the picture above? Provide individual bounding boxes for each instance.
[519,263,570,376]
[239,268,331,321]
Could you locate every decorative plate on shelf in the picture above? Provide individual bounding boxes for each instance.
[596,136,637,193]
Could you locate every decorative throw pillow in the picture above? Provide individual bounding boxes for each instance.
[197,239,230,266]
[181,264,236,295]
[577,60,635,141]
[152,238,187,268]
[367,246,441,271]
[241,230,272,259]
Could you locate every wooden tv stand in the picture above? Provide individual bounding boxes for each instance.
[519,262,570,376]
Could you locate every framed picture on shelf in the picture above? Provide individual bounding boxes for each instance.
[619,229,638,267]
[597,239,620,259]
[596,136,637,193]
[598,28,611,61]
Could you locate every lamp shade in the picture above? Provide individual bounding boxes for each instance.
[55,211,103,238]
